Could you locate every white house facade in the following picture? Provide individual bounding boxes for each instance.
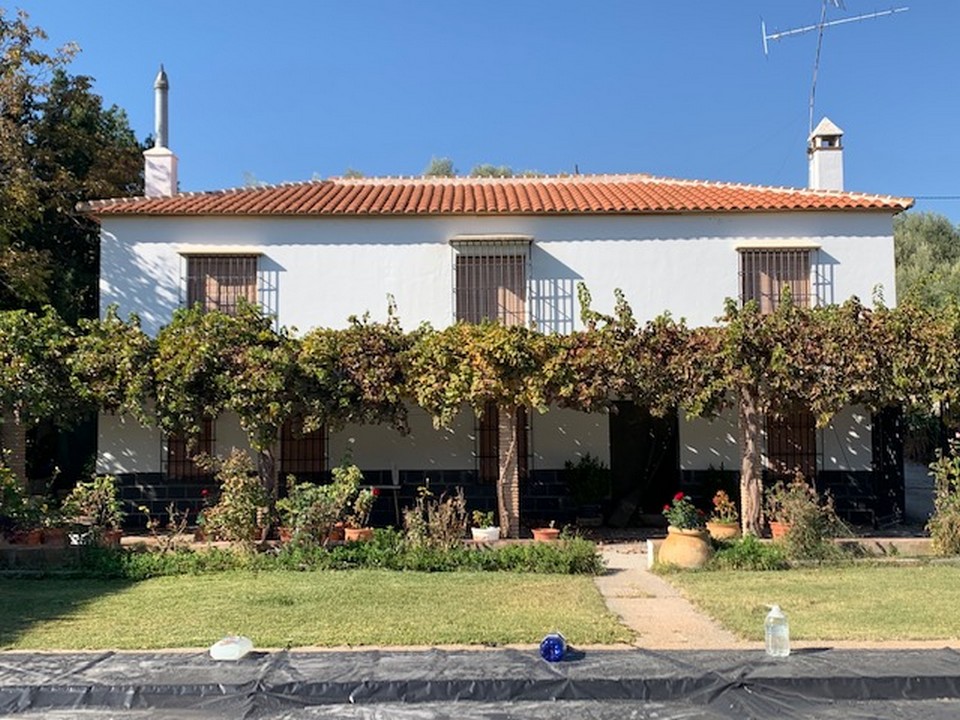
[84,87,912,529]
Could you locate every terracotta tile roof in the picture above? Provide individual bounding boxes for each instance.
[80,174,913,217]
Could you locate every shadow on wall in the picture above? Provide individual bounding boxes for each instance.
[100,230,180,333]
[529,246,581,334]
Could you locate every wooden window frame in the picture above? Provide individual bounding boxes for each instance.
[451,236,530,326]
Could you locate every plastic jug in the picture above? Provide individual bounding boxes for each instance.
[539,632,566,662]
[764,605,790,658]
[209,635,253,661]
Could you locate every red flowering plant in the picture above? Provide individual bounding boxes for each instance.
[662,492,706,530]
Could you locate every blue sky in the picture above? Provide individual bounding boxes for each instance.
[17,1,960,222]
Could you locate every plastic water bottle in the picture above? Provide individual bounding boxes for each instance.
[539,632,566,662]
[764,605,790,658]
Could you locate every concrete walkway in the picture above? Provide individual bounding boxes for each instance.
[594,542,751,649]
[593,539,960,651]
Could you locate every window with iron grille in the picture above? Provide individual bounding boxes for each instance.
[185,255,258,314]
[279,417,326,489]
[452,238,529,325]
[766,405,818,484]
[476,403,529,483]
[739,249,811,313]
[166,420,214,482]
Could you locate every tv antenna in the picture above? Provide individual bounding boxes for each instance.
[761,2,909,133]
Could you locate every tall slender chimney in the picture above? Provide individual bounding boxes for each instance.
[807,117,843,191]
[144,64,178,197]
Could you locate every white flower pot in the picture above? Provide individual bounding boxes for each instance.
[471,526,501,542]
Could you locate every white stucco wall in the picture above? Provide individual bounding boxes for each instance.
[100,211,897,336]
[679,410,740,471]
[530,407,610,468]
[327,406,475,473]
[98,413,163,474]
[819,405,873,472]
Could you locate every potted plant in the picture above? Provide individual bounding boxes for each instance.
[62,474,125,546]
[470,509,500,542]
[344,487,377,542]
[531,520,560,542]
[658,492,712,568]
[765,473,817,539]
[277,476,355,547]
[706,490,741,540]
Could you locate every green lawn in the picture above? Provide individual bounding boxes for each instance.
[667,563,960,641]
[1,570,631,649]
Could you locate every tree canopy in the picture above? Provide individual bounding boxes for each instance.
[895,212,960,308]
[0,9,144,321]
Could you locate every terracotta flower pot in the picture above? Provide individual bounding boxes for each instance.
[42,527,68,547]
[769,521,792,540]
[278,526,294,544]
[657,526,713,569]
[531,527,560,542]
[706,521,741,541]
[97,529,123,548]
[326,522,345,544]
[344,527,373,543]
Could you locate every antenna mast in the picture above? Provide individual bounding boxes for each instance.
[761,2,909,132]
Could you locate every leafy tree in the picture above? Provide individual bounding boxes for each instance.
[0,307,74,486]
[407,322,553,536]
[298,311,410,435]
[342,168,365,179]
[69,306,154,423]
[153,303,299,504]
[423,156,456,177]
[469,164,514,178]
[0,9,144,320]
[895,212,960,308]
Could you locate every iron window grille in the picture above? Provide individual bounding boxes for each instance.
[475,403,530,484]
[766,405,820,484]
[183,255,258,315]
[165,419,214,482]
[279,417,327,491]
[739,248,812,313]
[451,236,531,326]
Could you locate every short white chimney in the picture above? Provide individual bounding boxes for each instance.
[144,65,178,198]
[807,117,843,191]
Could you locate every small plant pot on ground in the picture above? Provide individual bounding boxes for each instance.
[42,527,68,547]
[97,529,123,548]
[471,526,500,543]
[531,527,560,542]
[769,521,791,540]
[706,521,741,541]
[344,527,374,543]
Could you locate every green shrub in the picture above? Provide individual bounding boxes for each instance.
[61,474,124,533]
[766,473,848,562]
[402,485,467,551]
[54,530,604,579]
[710,535,788,571]
[928,439,960,555]
[200,450,268,543]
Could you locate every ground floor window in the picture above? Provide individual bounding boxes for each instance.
[165,420,214,481]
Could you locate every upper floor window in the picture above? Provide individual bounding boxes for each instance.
[739,248,811,313]
[451,235,531,326]
[184,254,258,315]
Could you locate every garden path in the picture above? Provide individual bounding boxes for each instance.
[594,542,750,649]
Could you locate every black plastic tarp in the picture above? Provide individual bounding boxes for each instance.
[2,648,960,719]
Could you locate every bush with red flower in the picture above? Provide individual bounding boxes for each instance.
[662,492,705,530]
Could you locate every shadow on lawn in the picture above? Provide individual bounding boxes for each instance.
[0,549,134,648]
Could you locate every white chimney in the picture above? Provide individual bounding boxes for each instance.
[807,117,843,191]
[144,65,178,198]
